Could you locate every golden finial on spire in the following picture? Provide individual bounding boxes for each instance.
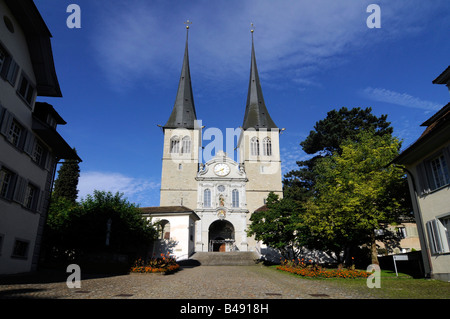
[250,22,254,33]
[184,19,192,29]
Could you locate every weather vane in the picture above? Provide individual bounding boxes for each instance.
[184,19,192,29]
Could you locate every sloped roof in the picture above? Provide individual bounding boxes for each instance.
[393,103,450,165]
[432,65,450,85]
[140,206,194,213]
[5,0,62,97]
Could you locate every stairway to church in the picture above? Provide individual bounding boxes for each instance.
[187,251,260,266]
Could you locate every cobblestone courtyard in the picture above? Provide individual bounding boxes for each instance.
[0,264,377,299]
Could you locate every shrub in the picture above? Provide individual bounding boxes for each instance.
[130,253,180,274]
[276,259,369,279]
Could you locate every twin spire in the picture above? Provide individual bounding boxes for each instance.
[164,22,277,131]
[163,21,197,129]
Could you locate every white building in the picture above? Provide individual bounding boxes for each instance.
[0,0,80,274]
[141,26,283,260]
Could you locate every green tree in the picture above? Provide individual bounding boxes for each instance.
[284,107,393,201]
[305,130,411,265]
[53,149,80,203]
[44,191,157,262]
[247,192,309,260]
[72,191,157,253]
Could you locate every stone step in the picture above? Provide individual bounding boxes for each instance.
[188,252,259,266]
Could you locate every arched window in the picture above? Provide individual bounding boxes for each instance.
[250,137,259,156]
[204,188,211,207]
[181,136,191,153]
[170,136,179,153]
[263,137,272,156]
[232,189,239,207]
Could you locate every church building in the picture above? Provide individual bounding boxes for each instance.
[141,24,283,260]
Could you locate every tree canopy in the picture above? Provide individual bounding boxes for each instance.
[305,130,411,264]
[53,150,80,203]
[247,192,309,260]
[45,191,157,262]
[284,107,393,201]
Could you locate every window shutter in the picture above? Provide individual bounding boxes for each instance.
[425,219,449,254]
[6,59,19,86]
[13,176,26,204]
[443,145,450,181]
[24,131,35,156]
[36,190,47,214]
[0,108,13,137]
[44,153,54,172]
[18,128,28,151]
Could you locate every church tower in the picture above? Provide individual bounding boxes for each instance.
[160,23,201,209]
[238,27,283,222]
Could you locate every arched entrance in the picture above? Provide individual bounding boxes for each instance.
[208,220,235,252]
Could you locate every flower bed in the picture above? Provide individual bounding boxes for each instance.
[276,259,370,279]
[130,253,180,274]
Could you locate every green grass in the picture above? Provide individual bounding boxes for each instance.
[273,266,450,299]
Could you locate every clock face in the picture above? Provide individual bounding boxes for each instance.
[214,163,230,176]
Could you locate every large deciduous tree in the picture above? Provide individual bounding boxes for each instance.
[306,130,411,265]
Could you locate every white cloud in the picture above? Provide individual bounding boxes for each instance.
[361,87,441,111]
[77,171,160,206]
[90,0,435,90]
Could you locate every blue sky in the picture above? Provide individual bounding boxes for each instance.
[34,0,450,207]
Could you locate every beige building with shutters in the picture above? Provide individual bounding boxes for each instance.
[392,66,450,281]
[0,0,80,274]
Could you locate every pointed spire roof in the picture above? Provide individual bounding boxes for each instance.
[164,23,197,129]
[242,28,278,130]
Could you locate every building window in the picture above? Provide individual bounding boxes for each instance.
[250,137,259,156]
[24,183,38,210]
[232,189,239,208]
[170,137,180,153]
[32,142,45,167]
[17,74,35,106]
[11,239,29,259]
[417,148,450,194]
[0,167,14,200]
[430,154,450,189]
[7,119,23,147]
[204,188,211,208]
[181,136,191,153]
[262,137,272,156]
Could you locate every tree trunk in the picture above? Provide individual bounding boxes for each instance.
[371,232,379,265]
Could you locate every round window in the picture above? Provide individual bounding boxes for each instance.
[217,185,225,192]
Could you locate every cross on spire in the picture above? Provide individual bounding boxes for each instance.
[184,19,192,29]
